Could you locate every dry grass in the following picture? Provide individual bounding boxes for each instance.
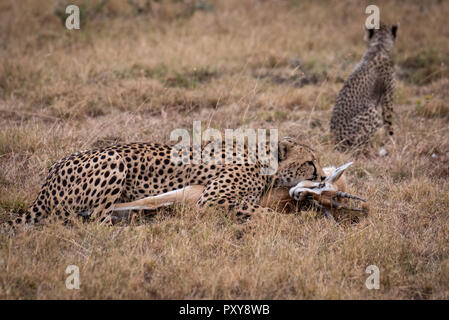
[1,0,449,299]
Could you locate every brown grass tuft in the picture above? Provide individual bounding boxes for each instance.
[1,0,449,299]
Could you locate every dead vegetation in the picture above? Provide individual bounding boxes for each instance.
[0,0,449,299]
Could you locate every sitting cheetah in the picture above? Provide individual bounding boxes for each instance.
[4,137,328,231]
[330,23,398,151]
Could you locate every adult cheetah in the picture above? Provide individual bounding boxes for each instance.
[4,137,328,231]
[330,23,398,152]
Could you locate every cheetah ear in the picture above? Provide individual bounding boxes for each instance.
[364,26,375,42]
[278,137,294,161]
[391,25,398,38]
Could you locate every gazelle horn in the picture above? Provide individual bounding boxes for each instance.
[335,191,366,202]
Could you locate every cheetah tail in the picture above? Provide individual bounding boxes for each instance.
[2,195,48,235]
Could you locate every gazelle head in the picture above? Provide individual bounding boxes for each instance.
[289,162,368,219]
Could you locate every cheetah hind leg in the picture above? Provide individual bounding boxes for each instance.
[79,165,128,225]
[347,112,382,158]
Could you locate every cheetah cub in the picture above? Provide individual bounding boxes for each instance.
[330,23,398,152]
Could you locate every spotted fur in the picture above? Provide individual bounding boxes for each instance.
[330,23,398,151]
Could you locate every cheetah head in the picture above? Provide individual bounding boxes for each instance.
[365,23,398,52]
[273,137,326,187]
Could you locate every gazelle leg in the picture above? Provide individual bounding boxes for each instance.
[113,185,205,212]
[313,200,336,222]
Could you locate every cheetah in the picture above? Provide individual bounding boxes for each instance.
[4,137,329,231]
[330,23,398,152]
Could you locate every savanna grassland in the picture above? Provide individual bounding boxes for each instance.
[0,0,449,299]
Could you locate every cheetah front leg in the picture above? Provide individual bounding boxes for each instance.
[232,202,273,220]
[196,168,272,220]
[380,74,395,140]
[376,76,395,156]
